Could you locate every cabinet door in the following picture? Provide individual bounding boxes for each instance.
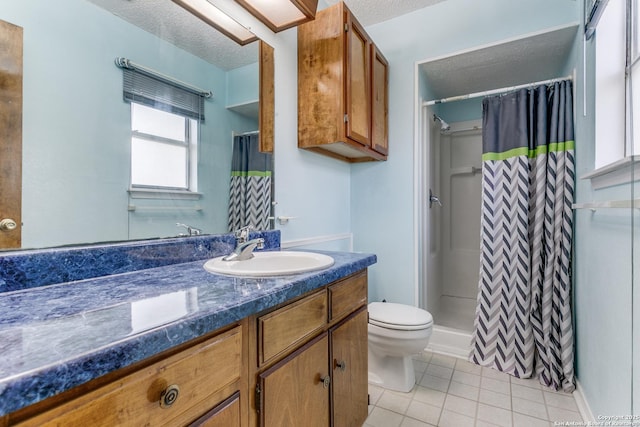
[259,41,274,153]
[330,307,368,427]
[345,13,371,148]
[259,333,330,427]
[189,392,241,427]
[371,45,388,156]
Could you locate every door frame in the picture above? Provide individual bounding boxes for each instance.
[0,19,23,249]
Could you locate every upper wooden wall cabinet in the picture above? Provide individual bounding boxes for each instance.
[298,1,389,162]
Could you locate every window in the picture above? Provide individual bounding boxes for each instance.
[130,103,198,191]
[116,57,209,194]
[594,0,627,168]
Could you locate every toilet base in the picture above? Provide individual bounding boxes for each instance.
[368,349,416,393]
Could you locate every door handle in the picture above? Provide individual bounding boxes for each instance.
[0,219,17,231]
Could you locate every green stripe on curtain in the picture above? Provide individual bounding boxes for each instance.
[230,171,273,177]
[482,140,575,161]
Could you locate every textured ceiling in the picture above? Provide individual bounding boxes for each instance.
[420,24,579,101]
[323,0,446,26]
[87,0,446,71]
[87,0,576,99]
[86,0,258,71]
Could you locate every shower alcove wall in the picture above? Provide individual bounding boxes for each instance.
[416,23,579,358]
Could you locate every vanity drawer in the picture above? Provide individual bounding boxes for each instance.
[17,326,242,427]
[328,270,368,322]
[258,290,327,366]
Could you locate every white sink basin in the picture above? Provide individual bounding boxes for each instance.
[203,251,335,277]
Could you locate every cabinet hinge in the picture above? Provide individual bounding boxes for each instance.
[344,23,349,32]
[344,114,349,123]
[368,394,371,405]
[255,384,262,413]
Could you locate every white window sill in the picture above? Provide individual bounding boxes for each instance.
[128,188,203,200]
[581,155,640,189]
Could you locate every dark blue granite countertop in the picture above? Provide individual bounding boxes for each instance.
[0,250,376,416]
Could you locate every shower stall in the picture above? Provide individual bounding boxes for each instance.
[415,23,578,358]
[421,113,483,357]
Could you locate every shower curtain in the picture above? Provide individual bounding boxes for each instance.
[470,80,575,392]
[227,134,273,231]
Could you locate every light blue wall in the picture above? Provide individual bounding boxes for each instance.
[436,98,482,123]
[3,0,255,248]
[570,0,636,415]
[353,0,579,305]
[226,62,259,107]
[259,30,352,250]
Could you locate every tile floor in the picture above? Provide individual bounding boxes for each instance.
[364,351,583,427]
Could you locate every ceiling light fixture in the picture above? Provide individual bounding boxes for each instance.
[234,0,318,32]
[172,0,258,46]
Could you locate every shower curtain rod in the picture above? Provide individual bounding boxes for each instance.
[232,130,259,137]
[423,75,573,107]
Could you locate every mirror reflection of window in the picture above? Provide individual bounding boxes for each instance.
[130,103,198,191]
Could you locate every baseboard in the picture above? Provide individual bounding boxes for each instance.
[426,325,473,359]
[574,379,595,422]
[281,233,353,250]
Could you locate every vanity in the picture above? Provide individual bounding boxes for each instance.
[0,231,375,426]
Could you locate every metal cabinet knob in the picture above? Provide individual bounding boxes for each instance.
[160,384,180,408]
[335,360,346,372]
[320,375,331,389]
[0,219,17,231]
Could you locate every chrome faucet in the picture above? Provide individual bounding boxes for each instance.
[234,225,253,244]
[222,238,265,261]
[176,222,202,236]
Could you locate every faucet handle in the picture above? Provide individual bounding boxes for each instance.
[234,225,253,243]
[176,223,202,236]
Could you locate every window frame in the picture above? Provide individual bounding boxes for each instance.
[629,0,640,156]
[129,102,199,194]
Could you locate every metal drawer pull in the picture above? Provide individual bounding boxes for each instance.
[160,384,180,408]
[336,360,346,372]
[320,375,331,389]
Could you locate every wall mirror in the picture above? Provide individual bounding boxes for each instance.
[0,0,275,251]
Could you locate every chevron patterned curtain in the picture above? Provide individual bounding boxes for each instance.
[470,80,575,392]
[227,134,273,232]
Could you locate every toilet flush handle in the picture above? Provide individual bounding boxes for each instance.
[428,189,443,208]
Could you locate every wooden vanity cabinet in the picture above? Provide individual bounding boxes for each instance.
[3,270,370,427]
[9,324,247,427]
[298,2,388,162]
[250,270,369,427]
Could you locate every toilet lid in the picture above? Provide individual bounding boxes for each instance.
[368,302,433,331]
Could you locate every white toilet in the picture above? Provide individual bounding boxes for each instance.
[368,302,434,393]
